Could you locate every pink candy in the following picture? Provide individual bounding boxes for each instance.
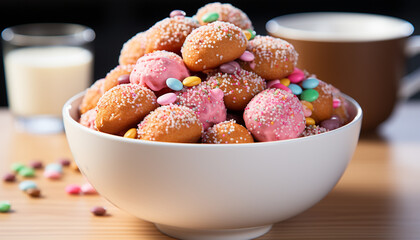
[117,74,130,85]
[288,68,305,83]
[239,51,254,62]
[333,98,341,108]
[266,79,280,88]
[157,93,177,105]
[219,61,240,74]
[271,83,292,94]
[43,170,62,180]
[65,184,81,195]
[81,182,97,195]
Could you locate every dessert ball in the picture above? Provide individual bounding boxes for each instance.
[119,31,148,66]
[241,35,298,80]
[130,50,190,91]
[195,2,253,30]
[104,64,135,93]
[95,84,158,135]
[138,104,203,143]
[79,108,97,130]
[176,83,227,130]
[308,80,333,123]
[181,21,247,72]
[145,16,199,54]
[202,120,254,144]
[206,68,266,111]
[244,88,305,141]
[79,78,105,115]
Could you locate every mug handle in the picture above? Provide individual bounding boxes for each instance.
[399,35,420,100]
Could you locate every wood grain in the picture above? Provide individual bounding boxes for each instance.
[1,101,420,239]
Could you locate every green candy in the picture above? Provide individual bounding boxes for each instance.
[247,29,256,40]
[0,201,11,212]
[201,12,219,23]
[11,163,25,172]
[300,89,319,102]
[18,167,35,177]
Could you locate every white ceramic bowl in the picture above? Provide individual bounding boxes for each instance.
[63,92,362,240]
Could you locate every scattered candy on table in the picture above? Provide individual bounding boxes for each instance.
[2,173,16,182]
[18,167,35,178]
[0,201,11,213]
[19,180,37,191]
[91,206,107,216]
[65,184,81,195]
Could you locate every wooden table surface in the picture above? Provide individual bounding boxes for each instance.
[1,101,420,240]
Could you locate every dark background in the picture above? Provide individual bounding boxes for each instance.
[1,0,420,106]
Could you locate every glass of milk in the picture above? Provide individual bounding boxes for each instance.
[2,23,95,134]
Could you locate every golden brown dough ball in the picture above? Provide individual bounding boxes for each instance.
[118,31,148,66]
[240,35,298,80]
[138,104,203,143]
[195,2,253,30]
[103,64,135,93]
[181,21,247,72]
[310,80,333,123]
[145,16,199,54]
[95,84,158,135]
[79,78,105,115]
[206,68,266,111]
[202,120,254,144]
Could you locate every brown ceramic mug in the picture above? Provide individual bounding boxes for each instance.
[266,12,420,131]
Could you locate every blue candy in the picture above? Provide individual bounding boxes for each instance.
[166,78,184,91]
[302,78,319,89]
[19,180,37,191]
[288,83,302,95]
[45,163,63,173]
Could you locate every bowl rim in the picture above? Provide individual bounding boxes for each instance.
[63,91,362,148]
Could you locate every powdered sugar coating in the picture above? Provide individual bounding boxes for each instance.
[130,50,190,91]
[202,119,254,144]
[176,83,227,130]
[196,2,253,30]
[244,88,305,141]
[206,68,266,111]
[146,16,199,54]
[181,21,247,71]
[138,104,203,143]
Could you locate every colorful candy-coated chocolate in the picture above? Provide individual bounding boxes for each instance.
[267,79,280,88]
[123,128,137,139]
[320,118,341,130]
[43,170,62,180]
[288,83,302,95]
[170,10,186,18]
[219,61,240,74]
[57,158,71,167]
[288,68,305,83]
[166,78,184,91]
[239,50,254,62]
[2,173,16,182]
[0,201,11,212]
[19,180,37,191]
[243,30,252,40]
[26,188,41,198]
[300,89,319,102]
[11,163,25,172]
[302,105,313,117]
[280,78,290,87]
[157,93,177,105]
[65,184,81,195]
[18,167,35,177]
[272,83,292,94]
[247,29,256,40]
[45,163,63,173]
[305,117,315,126]
[29,160,43,169]
[81,183,97,194]
[183,76,201,87]
[302,78,319,89]
[91,206,107,216]
[333,98,342,108]
[301,100,314,111]
[201,12,219,23]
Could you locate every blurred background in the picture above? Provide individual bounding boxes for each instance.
[1,0,420,107]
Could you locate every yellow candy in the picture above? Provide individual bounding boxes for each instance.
[301,100,314,111]
[305,117,315,126]
[279,78,290,87]
[123,128,137,139]
[243,30,252,40]
[183,76,201,87]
